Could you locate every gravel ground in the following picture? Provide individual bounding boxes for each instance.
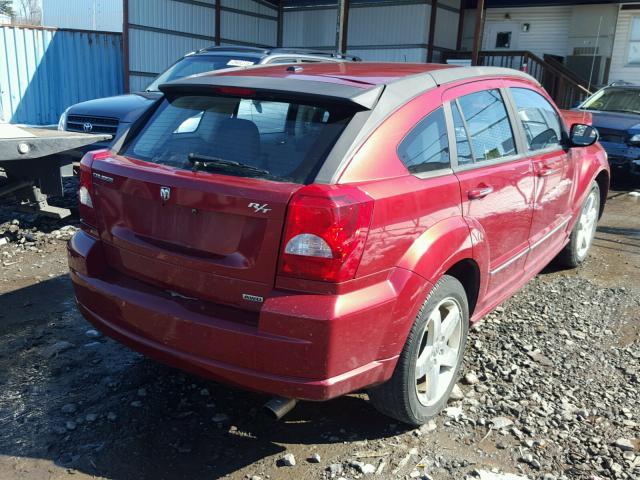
[0,181,638,480]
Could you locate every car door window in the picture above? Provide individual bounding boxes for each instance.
[457,89,516,162]
[511,88,562,151]
[451,101,474,166]
[397,107,450,174]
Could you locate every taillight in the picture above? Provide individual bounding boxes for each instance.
[78,150,110,231]
[279,184,374,283]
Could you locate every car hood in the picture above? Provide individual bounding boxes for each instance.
[578,109,640,131]
[67,92,163,123]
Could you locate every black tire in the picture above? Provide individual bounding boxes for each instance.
[368,275,469,426]
[556,182,600,269]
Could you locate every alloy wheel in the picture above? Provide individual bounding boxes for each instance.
[414,297,464,407]
[576,190,598,259]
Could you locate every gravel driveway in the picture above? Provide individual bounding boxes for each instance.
[0,183,638,480]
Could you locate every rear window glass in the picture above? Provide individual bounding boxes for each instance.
[397,107,450,174]
[123,95,356,183]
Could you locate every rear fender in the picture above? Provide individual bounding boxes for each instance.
[397,216,486,285]
[376,216,489,361]
[569,146,610,229]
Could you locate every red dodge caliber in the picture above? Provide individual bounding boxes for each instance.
[68,63,609,425]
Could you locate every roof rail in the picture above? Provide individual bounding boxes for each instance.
[608,80,636,87]
[428,66,539,87]
[199,45,269,54]
[269,48,361,61]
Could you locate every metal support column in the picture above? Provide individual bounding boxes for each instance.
[336,0,350,55]
[471,0,485,66]
[122,0,130,92]
[456,4,465,51]
[277,0,283,47]
[427,0,437,62]
[215,0,221,45]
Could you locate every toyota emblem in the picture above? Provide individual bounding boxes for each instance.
[83,122,93,133]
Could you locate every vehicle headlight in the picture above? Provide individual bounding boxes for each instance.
[58,108,70,131]
[629,133,640,144]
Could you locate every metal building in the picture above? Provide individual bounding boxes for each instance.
[123,0,464,91]
[124,0,280,91]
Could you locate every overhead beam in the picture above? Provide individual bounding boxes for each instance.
[471,0,485,66]
[427,0,437,62]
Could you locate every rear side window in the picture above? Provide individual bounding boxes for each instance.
[123,95,356,184]
[397,107,450,174]
[511,88,563,151]
[456,89,516,162]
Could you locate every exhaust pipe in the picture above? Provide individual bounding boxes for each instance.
[264,396,298,420]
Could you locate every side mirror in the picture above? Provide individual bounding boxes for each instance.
[569,123,599,147]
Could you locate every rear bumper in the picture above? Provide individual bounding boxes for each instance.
[68,231,429,401]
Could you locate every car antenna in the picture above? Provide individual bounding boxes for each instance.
[584,16,603,123]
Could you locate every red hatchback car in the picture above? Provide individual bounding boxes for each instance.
[68,63,609,425]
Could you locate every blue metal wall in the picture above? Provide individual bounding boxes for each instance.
[0,26,124,125]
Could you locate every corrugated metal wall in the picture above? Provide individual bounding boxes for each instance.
[282,0,460,61]
[282,7,337,49]
[127,0,217,92]
[221,0,278,46]
[127,0,277,92]
[347,2,430,61]
[0,26,123,125]
[41,0,124,33]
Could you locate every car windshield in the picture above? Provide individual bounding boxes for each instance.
[581,87,640,115]
[145,55,258,91]
[123,94,357,183]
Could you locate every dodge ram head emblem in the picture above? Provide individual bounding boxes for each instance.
[160,186,171,203]
[83,122,93,133]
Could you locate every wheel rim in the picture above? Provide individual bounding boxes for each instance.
[414,297,464,407]
[576,190,598,259]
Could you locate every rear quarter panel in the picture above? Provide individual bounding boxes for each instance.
[339,86,470,281]
[335,86,485,355]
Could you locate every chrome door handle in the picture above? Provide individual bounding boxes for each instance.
[468,186,494,199]
[538,167,559,177]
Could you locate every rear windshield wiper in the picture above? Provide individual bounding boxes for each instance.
[187,153,270,176]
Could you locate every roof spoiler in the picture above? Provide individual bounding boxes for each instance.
[159,75,384,110]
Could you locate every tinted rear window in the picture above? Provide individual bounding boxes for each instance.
[123,95,356,183]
